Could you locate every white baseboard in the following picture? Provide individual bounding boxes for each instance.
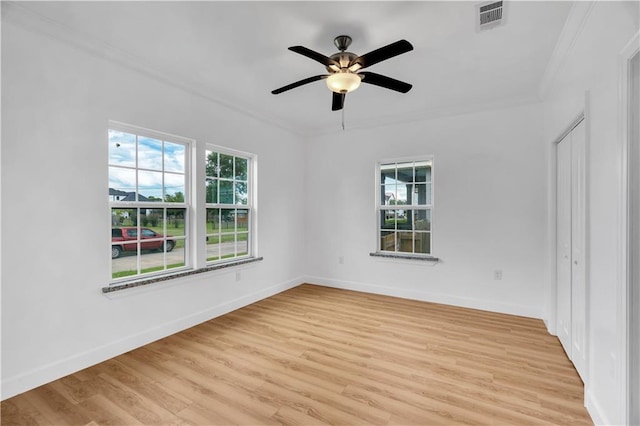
[1,277,303,400]
[585,387,608,426]
[303,276,542,319]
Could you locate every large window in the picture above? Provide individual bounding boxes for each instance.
[108,123,189,281]
[205,147,253,263]
[377,158,433,256]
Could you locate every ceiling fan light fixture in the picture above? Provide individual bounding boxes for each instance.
[326,71,361,93]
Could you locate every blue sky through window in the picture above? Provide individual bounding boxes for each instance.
[109,130,186,200]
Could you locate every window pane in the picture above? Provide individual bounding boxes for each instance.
[167,243,185,270]
[237,233,249,256]
[415,232,431,254]
[206,151,219,178]
[109,167,136,199]
[398,231,414,253]
[140,249,166,275]
[237,209,249,231]
[396,210,411,230]
[207,242,221,262]
[166,209,186,237]
[138,136,163,170]
[220,208,235,233]
[164,141,185,173]
[380,163,396,183]
[207,208,220,232]
[413,184,427,205]
[206,178,218,203]
[381,210,396,230]
[219,154,234,179]
[138,170,163,200]
[396,163,413,183]
[111,207,137,227]
[414,209,431,231]
[109,130,136,167]
[206,208,221,261]
[235,157,248,180]
[140,208,162,228]
[220,181,233,204]
[382,184,397,205]
[235,182,248,205]
[380,230,395,251]
[414,162,430,182]
[164,173,185,202]
[112,253,138,279]
[395,184,408,205]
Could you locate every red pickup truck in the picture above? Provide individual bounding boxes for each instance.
[111,227,175,259]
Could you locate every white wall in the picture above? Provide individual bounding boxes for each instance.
[1,18,306,398]
[304,103,547,319]
[3,4,637,423]
[541,2,639,424]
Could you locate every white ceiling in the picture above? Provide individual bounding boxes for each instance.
[8,1,574,135]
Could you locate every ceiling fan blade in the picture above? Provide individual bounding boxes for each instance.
[288,46,340,68]
[349,40,413,70]
[332,92,345,111]
[271,75,328,95]
[359,72,412,93]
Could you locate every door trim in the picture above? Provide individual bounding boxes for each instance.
[618,30,640,426]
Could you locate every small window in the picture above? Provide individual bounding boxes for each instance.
[109,123,191,281]
[205,147,254,263]
[377,158,433,256]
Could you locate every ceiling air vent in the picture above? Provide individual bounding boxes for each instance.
[476,1,505,31]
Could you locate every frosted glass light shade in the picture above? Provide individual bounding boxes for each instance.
[326,72,361,93]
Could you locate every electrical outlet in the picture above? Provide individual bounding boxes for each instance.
[338,256,344,265]
[236,271,241,282]
[494,270,503,280]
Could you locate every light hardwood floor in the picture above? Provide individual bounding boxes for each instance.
[1,284,592,425]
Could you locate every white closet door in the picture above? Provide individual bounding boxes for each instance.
[570,120,587,381]
[556,132,572,359]
[555,119,587,382]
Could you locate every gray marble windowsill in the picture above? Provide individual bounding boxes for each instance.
[369,252,439,262]
[102,257,263,294]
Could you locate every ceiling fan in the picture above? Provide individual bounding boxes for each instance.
[271,35,414,111]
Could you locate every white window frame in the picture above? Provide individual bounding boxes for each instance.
[375,156,434,257]
[205,144,256,265]
[108,121,193,284]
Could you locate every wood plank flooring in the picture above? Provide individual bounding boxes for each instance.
[1,284,593,425]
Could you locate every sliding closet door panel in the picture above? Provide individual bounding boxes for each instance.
[571,120,587,381]
[556,135,572,358]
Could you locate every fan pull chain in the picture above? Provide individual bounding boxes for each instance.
[342,107,345,130]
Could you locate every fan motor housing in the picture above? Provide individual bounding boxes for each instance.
[327,52,358,71]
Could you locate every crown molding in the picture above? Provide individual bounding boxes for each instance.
[2,1,305,137]
[537,1,596,100]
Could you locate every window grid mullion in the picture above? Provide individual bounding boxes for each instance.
[204,148,253,264]
[109,124,191,283]
[377,158,433,256]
